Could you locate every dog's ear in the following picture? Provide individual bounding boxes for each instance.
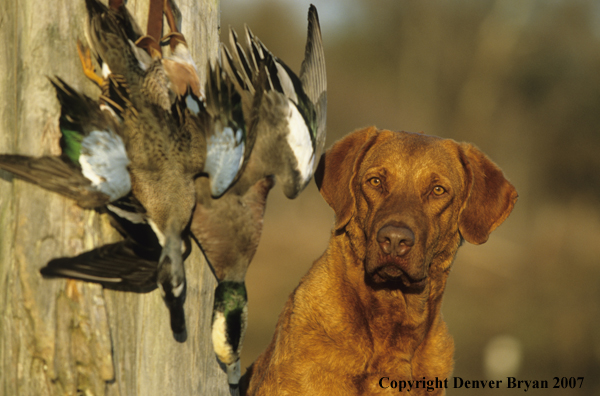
[315,127,379,231]
[458,143,518,245]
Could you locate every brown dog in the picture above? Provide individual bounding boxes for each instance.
[242,127,517,395]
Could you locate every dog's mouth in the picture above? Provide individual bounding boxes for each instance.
[371,265,427,288]
[367,255,428,289]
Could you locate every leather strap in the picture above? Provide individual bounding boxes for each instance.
[146,0,164,43]
[163,0,178,34]
[108,0,124,9]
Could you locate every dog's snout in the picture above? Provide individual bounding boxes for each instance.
[377,225,415,257]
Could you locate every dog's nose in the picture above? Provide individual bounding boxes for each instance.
[377,225,414,257]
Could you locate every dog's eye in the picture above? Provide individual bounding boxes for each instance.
[432,186,446,196]
[368,177,382,187]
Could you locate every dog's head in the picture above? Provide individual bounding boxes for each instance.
[315,127,517,288]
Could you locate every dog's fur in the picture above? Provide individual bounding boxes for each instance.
[242,127,518,395]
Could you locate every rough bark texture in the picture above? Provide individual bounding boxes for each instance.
[0,0,229,394]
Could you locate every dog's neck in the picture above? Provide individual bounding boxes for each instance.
[329,229,453,358]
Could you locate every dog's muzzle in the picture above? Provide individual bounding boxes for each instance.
[369,224,427,287]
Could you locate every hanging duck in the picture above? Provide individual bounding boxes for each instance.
[194,5,327,388]
[26,4,327,390]
[223,4,327,199]
[0,0,249,340]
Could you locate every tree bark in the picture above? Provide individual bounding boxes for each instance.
[0,0,229,394]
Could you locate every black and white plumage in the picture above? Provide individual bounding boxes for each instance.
[223,4,327,199]
[190,5,326,387]
[42,196,166,294]
[0,77,130,209]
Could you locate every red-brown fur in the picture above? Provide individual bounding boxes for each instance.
[242,127,518,395]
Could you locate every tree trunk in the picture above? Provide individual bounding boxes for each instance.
[0,0,229,394]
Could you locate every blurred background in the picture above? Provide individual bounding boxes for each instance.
[220,0,600,394]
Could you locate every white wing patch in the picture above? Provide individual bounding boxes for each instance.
[286,103,314,183]
[204,127,245,196]
[79,130,131,201]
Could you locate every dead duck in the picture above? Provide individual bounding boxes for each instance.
[83,0,201,338]
[195,5,326,388]
[38,47,247,343]
[223,4,327,200]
